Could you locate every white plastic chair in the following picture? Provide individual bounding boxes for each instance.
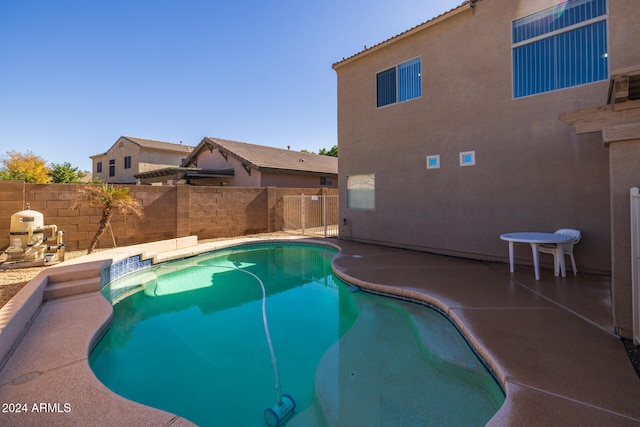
[538,229,581,276]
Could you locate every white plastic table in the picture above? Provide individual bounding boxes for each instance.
[500,232,574,280]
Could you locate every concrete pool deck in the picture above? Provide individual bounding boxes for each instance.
[1,236,639,426]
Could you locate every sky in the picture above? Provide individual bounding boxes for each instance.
[0,0,463,172]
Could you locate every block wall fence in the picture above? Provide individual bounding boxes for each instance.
[0,181,337,252]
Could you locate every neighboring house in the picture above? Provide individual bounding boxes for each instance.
[135,137,338,188]
[91,136,194,184]
[333,0,640,336]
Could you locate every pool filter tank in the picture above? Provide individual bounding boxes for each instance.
[3,204,65,265]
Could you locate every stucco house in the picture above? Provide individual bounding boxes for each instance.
[91,136,194,184]
[333,0,640,337]
[135,137,338,188]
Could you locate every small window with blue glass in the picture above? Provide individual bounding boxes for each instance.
[426,155,440,169]
[459,151,475,167]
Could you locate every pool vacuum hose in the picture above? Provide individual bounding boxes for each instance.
[252,267,297,426]
[154,262,296,425]
[224,265,296,426]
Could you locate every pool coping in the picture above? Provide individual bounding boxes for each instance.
[1,236,640,426]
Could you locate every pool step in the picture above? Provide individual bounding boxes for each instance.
[44,276,101,300]
[43,261,104,300]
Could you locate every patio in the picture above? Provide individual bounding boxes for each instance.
[332,240,640,426]
[0,236,639,426]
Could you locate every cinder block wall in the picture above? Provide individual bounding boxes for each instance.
[187,186,268,239]
[0,182,337,252]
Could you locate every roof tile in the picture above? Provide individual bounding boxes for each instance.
[201,137,338,175]
[124,136,195,153]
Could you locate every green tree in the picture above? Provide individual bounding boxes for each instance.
[318,145,338,157]
[0,150,51,182]
[49,162,86,183]
[301,145,338,157]
[72,184,144,254]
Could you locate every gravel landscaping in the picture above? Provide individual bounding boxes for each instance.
[0,249,88,308]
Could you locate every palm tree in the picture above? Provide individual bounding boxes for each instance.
[73,184,144,254]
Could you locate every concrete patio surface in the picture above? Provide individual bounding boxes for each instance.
[1,236,639,426]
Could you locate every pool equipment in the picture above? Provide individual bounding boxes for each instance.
[264,394,296,427]
[1,204,65,266]
[160,263,296,425]
[232,266,297,426]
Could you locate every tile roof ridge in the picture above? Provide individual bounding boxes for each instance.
[206,136,333,157]
[123,135,195,149]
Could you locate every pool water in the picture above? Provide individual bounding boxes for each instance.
[90,243,504,426]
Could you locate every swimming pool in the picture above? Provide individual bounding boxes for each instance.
[89,243,504,426]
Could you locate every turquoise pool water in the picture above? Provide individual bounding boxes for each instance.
[89,243,504,426]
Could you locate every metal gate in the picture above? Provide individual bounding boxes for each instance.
[283,194,338,238]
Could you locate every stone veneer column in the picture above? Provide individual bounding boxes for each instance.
[603,122,640,338]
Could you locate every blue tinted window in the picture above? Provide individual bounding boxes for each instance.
[512,0,608,98]
[398,58,421,102]
[513,0,607,44]
[377,58,421,107]
[377,68,396,107]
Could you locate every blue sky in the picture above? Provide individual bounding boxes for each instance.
[0,0,463,171]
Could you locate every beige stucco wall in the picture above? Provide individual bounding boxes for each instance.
[608,0,640,71]
[138,149,189,173]
[192,148,261,186]
[92,138,189,184]
[188,147,227,170]
[333,0,637,274]
[605,130,640,337]
[91,154,108,182]
[109,139,139,183]
[261,171,337,188]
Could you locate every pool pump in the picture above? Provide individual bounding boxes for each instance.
[1,204,65,267]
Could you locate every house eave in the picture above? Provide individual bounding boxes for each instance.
[258,167,338,177]
[332,1,474,70]
[134,167,234,180]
